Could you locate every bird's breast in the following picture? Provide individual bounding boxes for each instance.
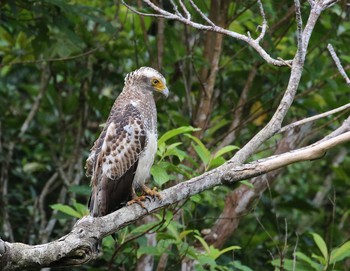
[133,130,158,188]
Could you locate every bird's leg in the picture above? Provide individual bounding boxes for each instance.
[127,187,147,209]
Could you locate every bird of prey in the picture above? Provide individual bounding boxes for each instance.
[86,67,169,217]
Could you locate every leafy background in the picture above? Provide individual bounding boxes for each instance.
[0,0,350,270]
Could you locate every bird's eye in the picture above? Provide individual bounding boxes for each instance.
[152,79,160,85]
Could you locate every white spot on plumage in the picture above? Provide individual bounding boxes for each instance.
[130,101,138,107]
[102,122,115,152]
[123,124,134,135]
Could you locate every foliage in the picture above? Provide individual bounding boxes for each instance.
[0,0,350,270]
[271,232,350,271]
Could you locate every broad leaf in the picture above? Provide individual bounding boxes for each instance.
[151,164,170,186]
[158,126,200,146]
[50,204,82,218]
[310,232,329,263]
[330,240,350,264]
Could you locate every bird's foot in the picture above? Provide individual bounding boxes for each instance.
[143,186,162,200]
[127,195,147,209]
[127,187,162,209]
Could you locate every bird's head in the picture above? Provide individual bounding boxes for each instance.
[125,67,169,97]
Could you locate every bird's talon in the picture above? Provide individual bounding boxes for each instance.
[127,196,147,209]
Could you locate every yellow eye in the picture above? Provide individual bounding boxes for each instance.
[152,78,160,85]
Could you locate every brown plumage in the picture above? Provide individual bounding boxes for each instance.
[86,67,169,217]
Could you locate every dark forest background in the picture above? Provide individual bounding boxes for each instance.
[1,1,350,270]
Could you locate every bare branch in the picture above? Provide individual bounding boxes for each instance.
[327,43,350,85]
[179,0,191,20]
[231,2,324,165]
[121,0,294,66]
[170,0,183,18]
[307,0,315,8]
[279,103,350,133]
[188,0,216,27]
[294,0,303,55]
[255,0,268,43]
[122,0,174,19]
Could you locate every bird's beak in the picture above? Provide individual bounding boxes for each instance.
[161,87,169,98]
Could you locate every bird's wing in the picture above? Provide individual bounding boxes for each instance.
[89,103,146,216]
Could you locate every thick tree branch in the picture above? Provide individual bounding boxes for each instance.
[1,127,349,270]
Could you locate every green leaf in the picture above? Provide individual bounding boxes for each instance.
[330,240,350,264]
[185,134,211,166]
[196,255,217,268]
[194,234,211,254]
[157,239,178,252]
[208,156,226,169]
[50,204,82,218]
[241,180,254,188]
[130,221,161,235]
[295,252,322,270]
[137,246,160,258]
[213,145,239,160]
[158,126,200,146]
[310,232,329,263]
[179,229,199,240]
[230,261,254,271]
[151,164,170,186]
[23,162,46,173]
[72,200,89,216]
[270,259,315,271]
[190,194,201,203]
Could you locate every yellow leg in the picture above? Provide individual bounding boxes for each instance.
[126,185,162,209]
[127,187,147,208]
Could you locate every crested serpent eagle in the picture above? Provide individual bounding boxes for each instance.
[86,67,169,217]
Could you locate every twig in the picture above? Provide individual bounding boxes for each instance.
[188,0,216,27]
[179,0,190,20]
[231,2,325,165]
[255,0,268,43]
[122,0,293,66]
[327,44,350,85]
[170,0,183,18]
[279,103,350,133]
[294,0,303,55]
[122,0,173,19]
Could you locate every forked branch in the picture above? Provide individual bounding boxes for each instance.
[122,0,292,66]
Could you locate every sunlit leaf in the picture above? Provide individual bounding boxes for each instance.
[158,126,200,146]
[151,164,170,186]
[310,232,329,263]
[330,240,350,264]
[50,204,82,218]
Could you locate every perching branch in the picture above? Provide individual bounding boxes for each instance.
[1,126,350,270]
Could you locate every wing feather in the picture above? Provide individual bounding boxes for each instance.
[89,103,146,216]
